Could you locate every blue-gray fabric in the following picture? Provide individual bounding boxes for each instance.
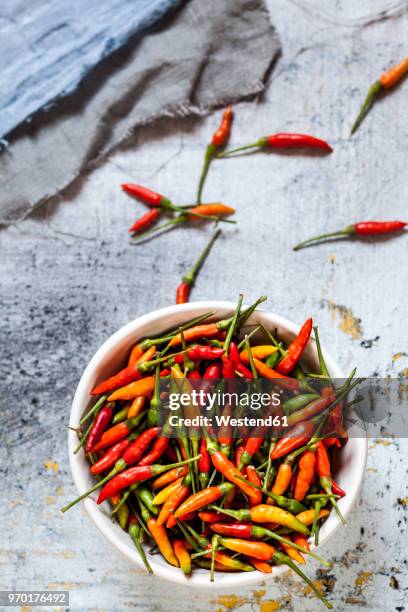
[0,0,181,137]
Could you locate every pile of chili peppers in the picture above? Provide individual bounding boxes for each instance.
[63,296,363,608]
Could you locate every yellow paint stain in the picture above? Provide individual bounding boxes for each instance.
[326,301,362,339]
[328,254,336,264]
[260,601,280,612]
[56,485,64,496]
[369,439,393,448]
[47,496,55,505]
[47,582,76,590]
[392,352,406,362]
[366,467,378,473]
[253,590,266,604]
[44,459,59,474]
[217,595,246,609]
[399,368,408,378]
[355,571,373,592]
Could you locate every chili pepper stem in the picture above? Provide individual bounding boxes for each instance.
[80,394,108,425]
[224,294,244,353]
[217,141,264,158]
[61,462,124,512]
[293,228,354,251]
[197,144,216,204]
[183,229,221,285]
[274,551,333,609]
[350,81,383,136]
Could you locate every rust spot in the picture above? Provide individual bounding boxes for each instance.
[392,352,406,363]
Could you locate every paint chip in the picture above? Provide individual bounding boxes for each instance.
[44,459,59,474]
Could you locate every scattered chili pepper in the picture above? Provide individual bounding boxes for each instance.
[138,436,169,466]
[175,483,234,518]
[176,230,221,303]
[294,220,407,251]
[158,474,191,526]
[129,208,161,234]
[219,133,332,157]
[197,107,233,203]
[351,57,408,134]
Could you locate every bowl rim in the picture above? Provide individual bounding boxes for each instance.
[68,301,368,588]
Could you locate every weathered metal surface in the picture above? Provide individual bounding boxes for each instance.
[1,0,407,609]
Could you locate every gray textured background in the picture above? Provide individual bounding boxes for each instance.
[1,0,408,610]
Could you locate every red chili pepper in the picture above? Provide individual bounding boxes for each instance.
[270,420,316,460]
[204,362,222,379]
[90,439,130,475]
[220,133,332,157]
[138,436,169,466]
[212,106,234,147]
[235,445,245,469]
[97,457,196,503]
[276,318,312,375]
[128,208,161,234]
[331,479,346,498]
[91,345,157,396]
[197,107,233,203]
[174,345,224,363]
[90,415,143,452]
[222,354,236,378]
[176,283,190,305]
[122,183,172,208]
[286,389,334,428]
[121,427,160,466]
[176,230,221,304]
[246,466,263,507]
[211,523,252,538]
[198,437,211,489]
[294,221,407,250]
[229,342,254,378]
[188,370,201,380]
[85,404,113,452]
[239,437,264,470]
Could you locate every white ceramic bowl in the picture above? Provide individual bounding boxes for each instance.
[69,301,367,588]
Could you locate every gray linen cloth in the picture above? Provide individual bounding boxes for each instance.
[0,0,280,225]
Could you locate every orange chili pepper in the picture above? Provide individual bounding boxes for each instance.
[147,518,179,567]
[152,478,184,505]
[127,343,144,367]
[252,358,299,391]
[173,539,192,574]
[292,533,310,552]
[280,540,305,564]
[187,204,235,219]
[151,465,188,491]
[175,483,234,518]
[351,57,408,134]
[108,375,155,401]
[157,476,191,526]
[206,438,260,505]
[296,508,329,526]
[246,556,272,573]
[127,396,145,418]
[294,450,316,502]
[219,538,276,561]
